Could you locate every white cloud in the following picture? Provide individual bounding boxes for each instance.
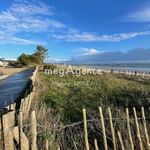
[1,0,150,46]
[0,12,18,22]
[80,48,101,55]
[45,57,70,63]
[52,30,150,42]
[124,6,150,22]
[0,0,65,45]
[0,1,65,33]
[0,31,46,45]
[1,18,65,33]
[67,48,150,64]
[5,58,17,61]
[8,1,53,16]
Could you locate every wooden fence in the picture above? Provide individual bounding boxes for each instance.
[0,106,149,149]
[83,107,150,150]
[0,109,54,150]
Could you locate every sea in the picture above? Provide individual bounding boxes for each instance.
[84,63,150,73]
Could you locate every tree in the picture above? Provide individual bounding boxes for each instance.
[16,45,48,66]
[17,53,31,66]
[33,45,48,65]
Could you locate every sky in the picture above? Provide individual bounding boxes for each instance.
[0,0,150,63]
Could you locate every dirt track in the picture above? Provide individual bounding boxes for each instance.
[0,67,26,75]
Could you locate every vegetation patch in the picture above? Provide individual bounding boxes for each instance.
[30,69,150,149]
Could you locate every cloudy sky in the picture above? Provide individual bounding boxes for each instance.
[0,0,150,63]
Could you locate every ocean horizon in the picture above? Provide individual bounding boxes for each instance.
[83,63,150,73]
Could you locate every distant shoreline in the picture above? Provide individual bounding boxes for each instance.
[68,63,150,73]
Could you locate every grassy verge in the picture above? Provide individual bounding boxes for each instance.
[29,69,150,149]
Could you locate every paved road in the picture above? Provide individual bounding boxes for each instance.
[0,68,34,110]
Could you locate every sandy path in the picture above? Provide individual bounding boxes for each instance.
[0,67,27,80]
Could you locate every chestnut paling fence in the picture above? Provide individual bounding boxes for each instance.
[0,106,150,150]
[83,107,150,150]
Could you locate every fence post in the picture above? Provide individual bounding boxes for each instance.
[126,108,134,150]
[27,92,34,114]
[12,127,29,150]
[99,107,108,150]
[57,145,60,150]
[19,111,23,150]
[45,139,49,150]
[31,111,37,150]
[108,107,116,150]
[83,109,90,150]
[133,107,143,150]
[141,107,150,150]
[117,131,125,150]
[94,139,99,150]
[2,110,15,150]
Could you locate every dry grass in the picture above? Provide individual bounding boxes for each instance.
[26,70,150,149]
[23,73,61,149]
[0,67,27,76]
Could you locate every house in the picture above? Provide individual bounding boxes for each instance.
[0,60,9,67]
[0,61,3,66]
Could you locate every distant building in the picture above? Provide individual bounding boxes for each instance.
[0,60,9,67]
[0,61,3,66]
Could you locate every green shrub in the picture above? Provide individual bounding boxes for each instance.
[43,64,57,70]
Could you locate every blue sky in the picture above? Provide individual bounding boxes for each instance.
[0,0,150,63]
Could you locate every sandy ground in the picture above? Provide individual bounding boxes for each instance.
[0,67,27,80]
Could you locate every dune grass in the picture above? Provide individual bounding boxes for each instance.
[29,69,150,149]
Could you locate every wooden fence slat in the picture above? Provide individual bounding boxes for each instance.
[83,109,90,150]
[126,108,134,150]
[94,139,99,150]
[99,107,108,150]
[45,139,49,150]
[57,145,60,150]
[133,107,143,150]
[108,107,116,150]
[19,111,23,150]
[2,110,15,150]
[31,111,37,150]
[117,131,125,150]
[27,92,34,114]
[12,126,29,150]
[141,107,150,150]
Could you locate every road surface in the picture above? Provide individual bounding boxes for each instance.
[0,67,34,110]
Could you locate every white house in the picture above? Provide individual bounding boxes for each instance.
[0,60,9,67]
[0,61,3,66]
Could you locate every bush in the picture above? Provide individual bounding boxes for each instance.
[9,61,24,68]
[17,53,31,66]
[43,64,57,70]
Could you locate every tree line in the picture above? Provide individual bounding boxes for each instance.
[14,45,48,67]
